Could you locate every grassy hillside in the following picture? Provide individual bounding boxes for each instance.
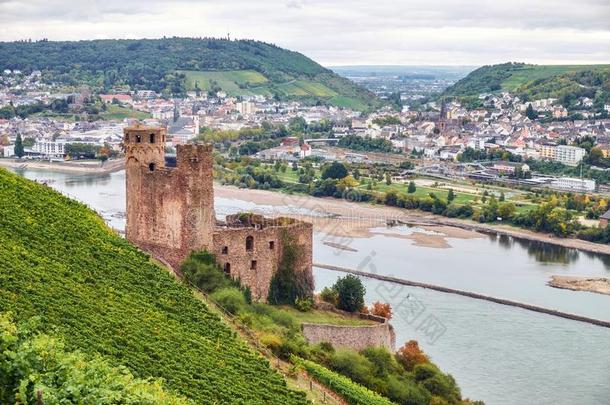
[442,62,610,109]
[0,37,377,109]
[0,168,307,404]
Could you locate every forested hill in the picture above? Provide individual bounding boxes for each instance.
[442,62,610,109]
[0,37,377,109]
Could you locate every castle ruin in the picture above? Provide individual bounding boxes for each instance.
[124,124,313,301]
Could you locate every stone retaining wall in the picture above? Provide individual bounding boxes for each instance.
[302,322,396,351]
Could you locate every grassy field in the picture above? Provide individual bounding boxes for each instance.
[501,64,610,90]
[180,69,365,107]
[100,105,151,120]
[276,80,338,97]
[328,95,368,110]
[359,179,477,205]
[277,306,376,326]
[180,69,270,95]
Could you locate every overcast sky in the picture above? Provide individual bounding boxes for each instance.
[0,0,608,66]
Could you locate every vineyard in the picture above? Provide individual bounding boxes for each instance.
[0,169,307,404]
[292,356,396,405]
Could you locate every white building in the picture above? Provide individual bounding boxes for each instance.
[32,140,66,159]
[555,145,586,166]
[550,177,596,193]
[1,144,15,157]
[235,101,257,115]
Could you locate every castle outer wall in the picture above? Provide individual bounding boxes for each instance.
[212,217,313,301]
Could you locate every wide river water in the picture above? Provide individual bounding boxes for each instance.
[11,168,610,405]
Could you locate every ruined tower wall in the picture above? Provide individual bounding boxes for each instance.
[212,222,313,301]
[124,126,215,269]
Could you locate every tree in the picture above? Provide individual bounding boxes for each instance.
[321,162,348,180]
[408,181,416,193]
[333,274,365,313]
[588,147,604,166]
[447,189,455,202]
[385,190,398,206]
[525,104,537,120]
[288,116,307,133]
[369,301,392,320]
[14,133,24,158]
[498,202,516,220]
[399,160,414,170]
[396,340,429,372]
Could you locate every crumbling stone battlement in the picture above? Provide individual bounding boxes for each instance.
[124,124,313,301]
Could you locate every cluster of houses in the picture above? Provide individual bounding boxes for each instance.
[326,96,610,168]
[0,119,124,159]
[2,75,610,196]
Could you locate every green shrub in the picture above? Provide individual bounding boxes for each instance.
[211,287,247,315]
[180,251,228,293]
[310,342,335,364]
[292,356,395,405]
[333,275,366,313]
[268,232,314,305]
[268,308,298,330]
[294,297,314,312]
[260,333,283,352]
[320,287,339,305]
[329,349,374,384]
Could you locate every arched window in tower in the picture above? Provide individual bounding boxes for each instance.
[149,133,155,143]
[149,163,156,172]
[223,262,231,275]
[246,235,254,252]
[135,134,142,143]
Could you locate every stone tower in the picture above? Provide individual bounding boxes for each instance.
[123,124,216,268]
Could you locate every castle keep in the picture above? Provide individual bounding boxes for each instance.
[124,124,313,301]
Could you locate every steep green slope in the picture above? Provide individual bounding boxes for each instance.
[0,314,187,404]
[0,168,307,404]
[0,38,376,109]
[443,62,610,108]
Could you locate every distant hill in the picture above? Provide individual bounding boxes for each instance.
[0,168,307,403]
[442,62,610,109]
[0,38,377,109]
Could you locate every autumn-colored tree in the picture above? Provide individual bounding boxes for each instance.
[395,340,429,372]
[369,301,392,320]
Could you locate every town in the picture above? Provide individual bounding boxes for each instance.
[2,67,610,200]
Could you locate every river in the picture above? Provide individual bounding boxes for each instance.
[11,168,610,405]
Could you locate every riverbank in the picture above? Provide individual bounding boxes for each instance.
[549,276,610,296]
[0,158,125,173]
[215,185,610,255]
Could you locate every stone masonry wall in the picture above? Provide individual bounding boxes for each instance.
[301,322,396,352]
[124,125,215,269]
[212,221,313,301]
